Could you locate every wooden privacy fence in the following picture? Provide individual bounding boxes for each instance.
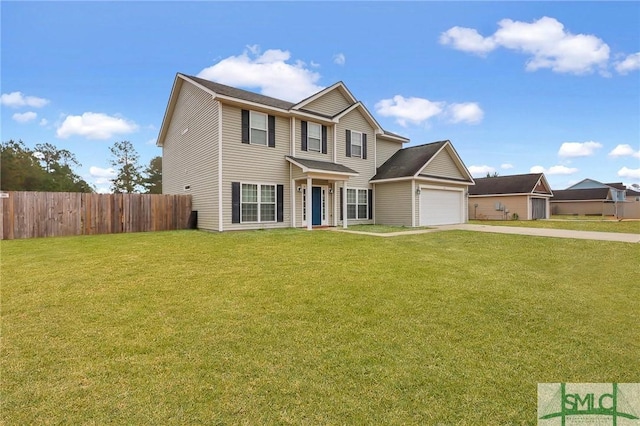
[1,192,192,240]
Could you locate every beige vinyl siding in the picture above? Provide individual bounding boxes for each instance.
[335,108,376,225]
[162,81,219,231]
[469,195,530,220]
[421,149,466,180]
[221,104,291,230]
[294,121,334,161]
[302,89,352,116]
[374,181,412,226]
[376,138,402,167]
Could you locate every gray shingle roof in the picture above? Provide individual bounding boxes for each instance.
[183,74,296,110]
[371,141,449,181]
[286,156,358,175]
[551,188,611,201]
[469,173,548,195]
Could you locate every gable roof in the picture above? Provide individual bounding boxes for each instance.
[292,81,357,110]
[551,188,612,201]
[183,74,295,110]
[469,173,551,196]
[371,140,473,183]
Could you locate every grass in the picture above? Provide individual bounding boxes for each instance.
[2,229,639,424]
[470,219,640,234]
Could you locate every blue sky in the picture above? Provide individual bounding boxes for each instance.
[2,1,639,193]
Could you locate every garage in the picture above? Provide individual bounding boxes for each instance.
[419,188,464,226]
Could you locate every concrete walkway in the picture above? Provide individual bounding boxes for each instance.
[332,224,640,243]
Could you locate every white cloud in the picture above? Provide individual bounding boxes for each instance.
[617,167,640,180]
[446,102,484,124]
[609,144,640,158]
[333,53,346,65]
[501,163,514,169]
[439,26,497,56]
[56,112,138,140]
[375,95,445,127]
[441,17,610,75]
[468,165,496,177]
[558,141,602,158]
[89,166,117,185]
[1,91,50,108]
[197,46,323,102]
[39,118,48,126]
[146,138,157,146]
[12,111,37,123]
[530,165,578,175]
[615,52,640,75]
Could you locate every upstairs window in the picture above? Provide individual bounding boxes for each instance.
[308,123,322,152]
[351,131,362,158]
[241,110,276,147]
[250,111,267,145]
[345,130,367,159]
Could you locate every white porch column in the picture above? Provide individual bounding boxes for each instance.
[306,176,312,230]
[291,179,296,228]
[343,181,348,229]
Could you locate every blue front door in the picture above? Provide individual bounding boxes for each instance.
[312,186,322,225]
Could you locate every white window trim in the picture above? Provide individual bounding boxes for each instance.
[351,130,363,158]
[307,122,322,152]
[250,111,268,146]
[346,187,368,220]
[240,182,277,223]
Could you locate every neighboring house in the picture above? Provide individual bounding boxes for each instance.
[468,173,553,220]
[157,73,475,231]
[551,179,640,219]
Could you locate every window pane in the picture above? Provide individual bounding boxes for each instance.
[308,123,321,138]
[242,184,257,202]
[358,189,367,204]
[358,205,367,219]
[251,129,267,145]
[261,204,275,221]
[347,188,356,204]
[347,205,356,219]
[250,112,267,130]
[308,137,321,152]
[261,185,275,203]
[352,144,361,157]
[351,132,362,145]
[242,204,258,222]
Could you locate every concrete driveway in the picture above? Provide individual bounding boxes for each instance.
[334,224,640,243]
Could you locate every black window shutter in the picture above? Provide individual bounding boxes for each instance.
[340,187,344,220]
[362,134,368,159]
[301,121,308,151]
[241,110,250,144]
[276,184,284,222]
[268,115,276,148]
[232,182,241,223]
[345,130,351,157]
[321,126,327,154]
[368,189,373,220]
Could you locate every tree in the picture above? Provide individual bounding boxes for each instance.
[109,140,142,193]
[143,156,162,194]
[486,171,499,178]
[1,140,93,192]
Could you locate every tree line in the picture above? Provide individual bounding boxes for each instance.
[1,139,161,194]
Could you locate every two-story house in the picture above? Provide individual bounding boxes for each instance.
[157,73,474,231]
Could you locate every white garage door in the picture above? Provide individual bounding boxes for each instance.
[420,189,463,226]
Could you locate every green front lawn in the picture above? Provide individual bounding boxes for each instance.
[470,219,640,234]
[2,230,638,424]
